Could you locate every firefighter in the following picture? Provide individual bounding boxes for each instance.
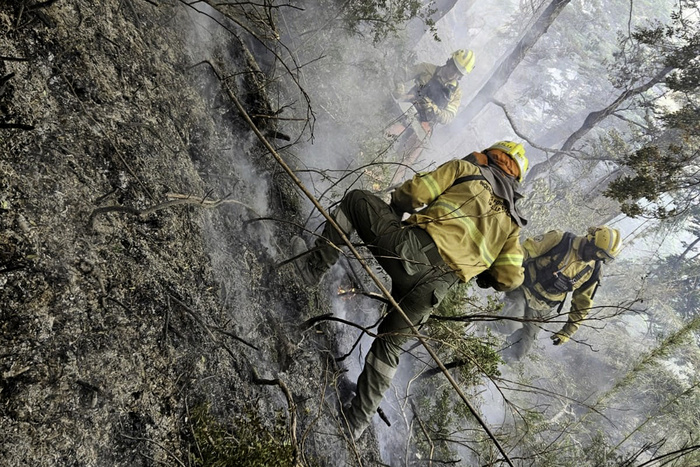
[493,226,622,362]
[289,141,528,440]
[392,49,475,125]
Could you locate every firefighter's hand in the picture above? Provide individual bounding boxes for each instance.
[421,100,438,121]
[551,332,569,346]
[415,97,432,111]
[475,272,496,289]
[389,200,404,218]
[392,83,406,100]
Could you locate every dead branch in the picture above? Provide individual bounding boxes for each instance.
[0,72,15,87]
[167,293,258,350]
[490,99,559,154]
[27,0,60,11]
[162,295,171,350]
[410,400,436,466]
[211,326,259,351]
[0,122,35,130]
[88,192,260,228]
[301,313,379,339]
[251,370,300,467]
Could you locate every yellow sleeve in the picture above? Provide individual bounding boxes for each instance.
[391,159,477,212]
[487,228,525,291]
[434,85,462,124]
[522,230,565,260]
[393,62,435,91]
[560,280,596,337]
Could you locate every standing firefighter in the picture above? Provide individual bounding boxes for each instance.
[493,226,622,362]
[290,141,529,440]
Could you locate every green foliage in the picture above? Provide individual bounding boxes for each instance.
[188,402,303,467]
[519,176,613,236]
[603,3,700,219]
[407,284,505,461]
[605,145,687,218]
[341,0,437,43]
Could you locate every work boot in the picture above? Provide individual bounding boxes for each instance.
[338,402,369,442]
[291,235,320,287]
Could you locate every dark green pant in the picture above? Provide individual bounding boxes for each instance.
[499,289,549,361]
[307,190,458,432]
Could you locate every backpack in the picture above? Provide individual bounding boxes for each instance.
[525,232,602,308]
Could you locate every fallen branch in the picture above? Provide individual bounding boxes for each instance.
[251,370,300,467]
[167,293,257,348]
[0,122,35,130]
[301,313,379,339]
[0,72,15,86]
[89,192,260,228]
[410,400,436,466]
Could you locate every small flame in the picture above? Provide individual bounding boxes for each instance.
[337,286,358,299]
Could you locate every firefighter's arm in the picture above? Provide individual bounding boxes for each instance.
[522,230,565,261]
[552,281,596,345]
[391,159,476,213]
[393,63,432,99]
[477,229,525,292]
[433,86,462,125]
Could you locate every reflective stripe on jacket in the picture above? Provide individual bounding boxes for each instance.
[391,159,524,289]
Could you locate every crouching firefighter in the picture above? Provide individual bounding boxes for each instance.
[289,141,529,440]
[391,48,476,127]
[492,226,622,362]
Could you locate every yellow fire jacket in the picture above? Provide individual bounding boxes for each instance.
[522,230,599,337]
[391,159,524,289]
[394,62,462,125]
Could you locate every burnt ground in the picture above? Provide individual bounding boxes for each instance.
[0,1,382,465]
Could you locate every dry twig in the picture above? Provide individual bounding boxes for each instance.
[251,370,301,467]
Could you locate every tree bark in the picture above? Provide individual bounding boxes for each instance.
[456,0,572,127]
[559,66,674,152]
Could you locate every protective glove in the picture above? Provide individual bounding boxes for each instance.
[392,83,406,100]
[422,101,439,122]
[475,271,496,289]
[389,200,404,218]
[413,97,427,110]
[551,331,570,346]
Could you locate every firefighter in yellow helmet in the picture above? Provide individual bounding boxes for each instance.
[392,49,475,125]
[288,140,528,440]
[491,226,622,362]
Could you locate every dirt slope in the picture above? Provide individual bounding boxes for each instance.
[0,1,381,465]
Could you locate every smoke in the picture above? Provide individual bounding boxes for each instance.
[179,0,694,464]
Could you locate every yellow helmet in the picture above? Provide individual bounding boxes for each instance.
[487,141,528,182]
[586,226,622,263]
[451,49,475,75]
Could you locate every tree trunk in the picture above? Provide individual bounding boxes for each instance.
[404,0,467,49]
[456,0,572,127]
[526,65,674,181]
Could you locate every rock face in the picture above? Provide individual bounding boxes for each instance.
[0,2,381,465]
